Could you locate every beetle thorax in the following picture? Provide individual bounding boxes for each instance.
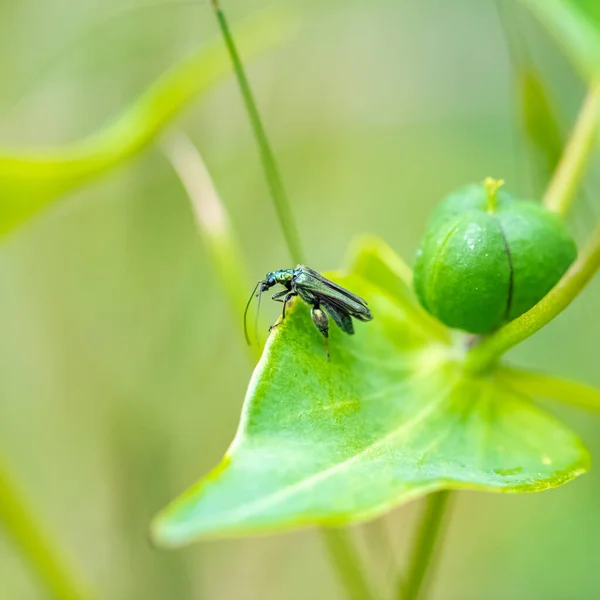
[272,270,294,284]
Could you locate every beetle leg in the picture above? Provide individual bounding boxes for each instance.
[310,304,330,360]
[269,292,296,331]
[271,290,289,301]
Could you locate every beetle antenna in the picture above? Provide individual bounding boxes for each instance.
[254,286,264,347]
[243,281,261,344]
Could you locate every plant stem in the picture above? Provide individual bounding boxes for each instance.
[397,491,452,600]
[465,223,600,374]
[210,0,305,265]
[320,528,378,600]
[0,458,95,600]
[544,79,600,216]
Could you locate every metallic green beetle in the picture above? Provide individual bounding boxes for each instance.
[244,265,373,357]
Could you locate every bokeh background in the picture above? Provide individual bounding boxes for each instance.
[0,0,599,598]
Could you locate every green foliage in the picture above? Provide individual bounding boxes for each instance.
[413,181,577,334]
[519,0,600,79]
[497,3,564,188]
[0,12,287,236]
[152,237,588,547]
[518,69,564,188]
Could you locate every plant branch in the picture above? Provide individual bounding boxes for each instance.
[544,79,600,216]
[397,491,452,600]
[465,223,600,373]
[210,0,305,265]
[0,458,95,600]
[320,528,379,600]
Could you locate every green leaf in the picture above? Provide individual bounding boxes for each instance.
[0,12,289,235]
[519,0,600,79]
[345,235,449,344]
[518,69,564,188]
[497,2,564,192]
[496,365,600,412]
[152,239,589,547]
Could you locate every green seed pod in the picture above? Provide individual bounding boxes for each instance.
[413,179,577,334]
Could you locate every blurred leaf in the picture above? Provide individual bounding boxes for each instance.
[496,1,564,193]
[518,69,564,189]
[347,235,451,344]
[497,365,600,412]
[519,0,600,79]
[0,12,290,236]
[152,238,588,546]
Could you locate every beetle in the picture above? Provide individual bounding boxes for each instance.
[244,265,373,357]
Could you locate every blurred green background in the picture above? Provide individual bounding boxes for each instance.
[0,0,599,598]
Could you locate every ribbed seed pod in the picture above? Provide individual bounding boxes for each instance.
[413,179,577,334]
